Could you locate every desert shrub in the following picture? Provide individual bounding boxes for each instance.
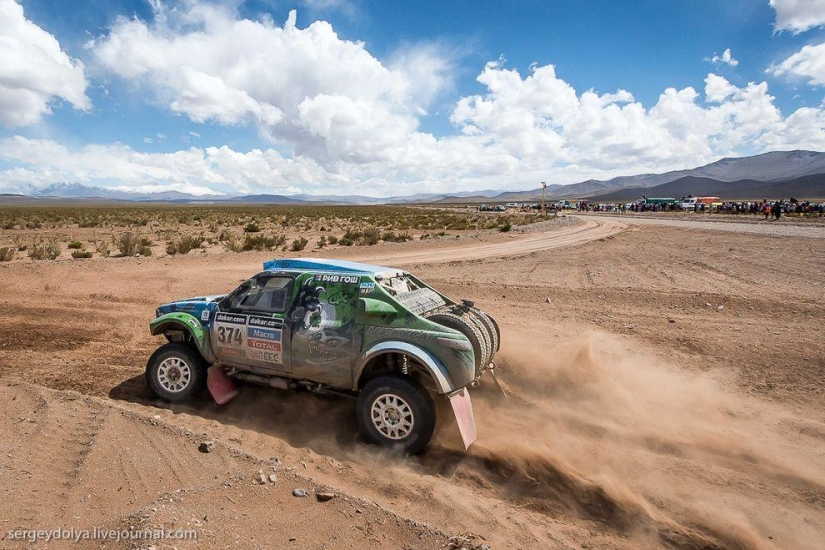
[13,237,27,251]
[67,241,83,249]
[25,220,42,229]
[138,245,152,256]
[339,237,354,246]
[499,220,512,232]
[71,250,93,259]
[290,237,309,251]
[420,233,431,240]
[3,221,15,230]
[0,247,15,261]
[316,236,327,249]
[362,228,380,246]
[218,229,233,242]
[244,221,261,233]
[342,229,361,242]
[116,232,140,256]
[241,234,286,251]
[28,239,60,260]
[327,235,338,245]
[223,238,244,253]
[381,231,413,243]
[95,240,110,258]
[166,234,204,255]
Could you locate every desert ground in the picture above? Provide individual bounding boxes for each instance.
[0,208,823,549]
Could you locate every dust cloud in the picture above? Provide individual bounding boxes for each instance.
[454,331,825,548]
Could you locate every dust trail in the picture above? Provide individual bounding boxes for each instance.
[455,330,825,548]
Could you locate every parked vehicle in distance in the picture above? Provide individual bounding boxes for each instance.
[145,259,500,453]
[679,196,720,210]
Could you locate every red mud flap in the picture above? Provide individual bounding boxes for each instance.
[207,366,238,405]
[449,388,477,450]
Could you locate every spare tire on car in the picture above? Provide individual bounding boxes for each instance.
[425,310,491,376]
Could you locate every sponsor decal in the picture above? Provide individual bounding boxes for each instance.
[314,274,359,284]
[216,312,246,325]
[218,346,245,358]
[247,338,282,351]
[187,318,199,329]
[248,316,283,329]
[367,326,437,341]
[247,349,282,363]
[246,327,281,341]
[201,310,210,321]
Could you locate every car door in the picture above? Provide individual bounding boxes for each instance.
[289,273,361,388]
[211,275,294,374]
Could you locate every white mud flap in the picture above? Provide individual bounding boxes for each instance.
[207,366,238,405]
[449,388,477,450]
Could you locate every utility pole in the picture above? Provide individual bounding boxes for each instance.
[541,181,547,218]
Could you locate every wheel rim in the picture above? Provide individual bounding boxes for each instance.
[157,356,192,393]
[370,393,415,440]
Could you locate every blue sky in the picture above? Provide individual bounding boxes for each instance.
[1,0,825,197]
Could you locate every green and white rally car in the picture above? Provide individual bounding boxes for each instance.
[146,259,500,453]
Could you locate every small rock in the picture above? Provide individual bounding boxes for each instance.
[545,297,552,304]
[292,488,308,497]
[254,471,267,485]
[624,325,634,330]
[315,492,335,502]
[198,440,215,453]
[705,302,711,307]
[717,305,724,311]
[355,508,362,514]
[289,537,297,542]
[268,474,277,483]
[668,318,676,323]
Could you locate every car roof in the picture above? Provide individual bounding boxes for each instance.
[263,258,405,278]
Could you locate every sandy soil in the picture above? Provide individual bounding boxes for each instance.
[0,213,823,549]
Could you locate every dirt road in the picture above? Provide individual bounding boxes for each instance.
[1,215,823,549]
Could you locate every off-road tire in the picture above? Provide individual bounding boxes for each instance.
[472,309,500,354]
[451,305,499,357]
[356,375,436,454]
[426,311,489,374]
[145,343,207,403]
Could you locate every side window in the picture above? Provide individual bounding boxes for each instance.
[230,276,293,313]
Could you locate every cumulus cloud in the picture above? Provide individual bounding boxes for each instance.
[706,48,739,67]
[769,42,825,86]
[770,0,825,33]
[0,0,90,127]
[88,4,455,167]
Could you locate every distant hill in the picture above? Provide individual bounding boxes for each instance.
[592,173,825,202]
[494,150,825,201]
[3,150,824,205]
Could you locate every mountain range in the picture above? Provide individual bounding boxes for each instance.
[2,150,824,204]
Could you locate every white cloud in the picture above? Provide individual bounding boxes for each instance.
[706,48,739,67]
[0,0,90,127]
[770,0,825,33]
[3,66,823,198]
[769,42,825,85]
[88,4,456,167]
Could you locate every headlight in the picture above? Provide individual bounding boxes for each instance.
[155,308,162,318]
[436,337,472,351]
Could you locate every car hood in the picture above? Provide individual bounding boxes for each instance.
[156,295,225,319]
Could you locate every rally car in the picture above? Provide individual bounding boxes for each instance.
[145,258,500,453]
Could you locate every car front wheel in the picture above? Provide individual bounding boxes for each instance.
[145,343,206,403]
[356,375,436,454]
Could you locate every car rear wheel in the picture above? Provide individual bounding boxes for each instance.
[356,375,436,454]
[145,343,206,403]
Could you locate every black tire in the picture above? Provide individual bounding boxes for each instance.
[453,305,499,357]
[474,310,500,354]
[356,375,436,454]
[426,312,487,374]
[145,343,207,403]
